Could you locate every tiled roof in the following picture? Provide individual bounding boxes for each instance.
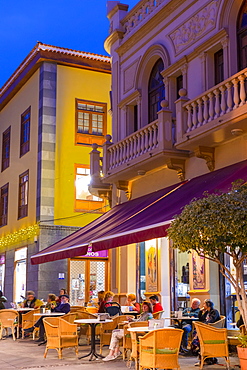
[0,42,111,98]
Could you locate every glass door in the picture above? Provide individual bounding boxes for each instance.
[70,259,108,306]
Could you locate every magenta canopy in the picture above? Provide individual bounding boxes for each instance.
[31,159,247,265]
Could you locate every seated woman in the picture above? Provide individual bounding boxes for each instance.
[125,293,140,313]
[55,288,67,305]
[102,301,153,362]
[98,291,114,313]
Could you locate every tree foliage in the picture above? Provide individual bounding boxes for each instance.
[168,181,247,327]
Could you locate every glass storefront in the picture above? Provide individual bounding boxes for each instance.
[14,247,27,303]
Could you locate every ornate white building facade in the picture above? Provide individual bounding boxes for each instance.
[89,0,247,321]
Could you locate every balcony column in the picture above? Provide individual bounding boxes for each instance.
[102,134,113,177]
[221,36,229,79]
[157,100,173,150]
[181,63,188,90]
[90,143,101,180]
[137,95,141,130]
[175,89,189,143]
[199,52,207,91]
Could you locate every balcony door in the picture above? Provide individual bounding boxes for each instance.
[238,2,247,71]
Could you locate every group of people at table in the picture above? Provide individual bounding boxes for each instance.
[6,289,223,365]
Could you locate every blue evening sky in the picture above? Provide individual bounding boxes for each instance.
[0,0,137,88]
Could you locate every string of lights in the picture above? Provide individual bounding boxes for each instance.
[0,203,110,249]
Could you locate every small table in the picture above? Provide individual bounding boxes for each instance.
[164,316,198,328]
[16,308,34,311]
[75,318,113,361]
[33,312,65,317]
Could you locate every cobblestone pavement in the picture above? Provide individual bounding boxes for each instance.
[0,335,241,370]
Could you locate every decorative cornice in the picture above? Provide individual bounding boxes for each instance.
[194,146,215,172]
[118,89,142,108]
[169,0,220,55]
[104,29,125,54]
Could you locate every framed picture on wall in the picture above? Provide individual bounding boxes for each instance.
[145,239,158,292]
[192,250,206,289]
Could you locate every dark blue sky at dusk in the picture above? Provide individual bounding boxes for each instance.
[0,0,137,88]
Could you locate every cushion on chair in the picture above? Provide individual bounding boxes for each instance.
[203,340,225,344]
[142,347,178,354]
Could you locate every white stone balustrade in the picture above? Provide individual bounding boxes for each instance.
[107,120,159,170]
[100,102,173,176]
[123,0,164,37]
[183,68,247,133]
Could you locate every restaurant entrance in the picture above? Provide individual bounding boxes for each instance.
[69,248,109,306]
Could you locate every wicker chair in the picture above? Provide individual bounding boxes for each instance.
[0,309,19,340]
[194,322,230,369]
[75,311,98,343]
[153,311,164,319]
[86,306,98,314]
[21,308,40,339]
[139,328,183,370]
[99,315,131,354]
[208,315,226,328]
[43,317,78,359]
[70,306,86,313]
[128,321,149,369]
[62,312,77,324]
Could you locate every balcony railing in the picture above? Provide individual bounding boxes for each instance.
[183,68,247,133]
[108,120,159,170]
[122,0,165,37]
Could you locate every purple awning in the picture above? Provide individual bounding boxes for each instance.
[31,182,183,265]
[31,159,247,265]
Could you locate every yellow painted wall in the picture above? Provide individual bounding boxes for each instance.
[0,71,39,235]
[55,65,111,227]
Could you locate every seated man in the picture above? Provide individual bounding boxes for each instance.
[176,298,200,352]
[149,294,163,313]
[21,290,43,309]
[192,299,220,366]
[24,294,70,344]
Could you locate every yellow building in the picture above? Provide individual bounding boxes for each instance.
[0,43,111,304]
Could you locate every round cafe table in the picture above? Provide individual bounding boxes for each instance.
[75,318,112,361]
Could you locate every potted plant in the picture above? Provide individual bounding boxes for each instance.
[168,181,247,366]
[237,333,247,370]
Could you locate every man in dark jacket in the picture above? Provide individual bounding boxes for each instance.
[24,294,70,344]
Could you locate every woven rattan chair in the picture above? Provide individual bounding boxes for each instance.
[43,317,78,359]
[62,312,77,324]
[139,328,183,370]
[128,321,149,369]
[0,309,19,340]
[21,308,40,339]
[99,315,131,354]
[75,311,98,343]
[152,311,164,319]
[70,306,86,313]
[86,306,98,314]
[208,315,226,328]
[194,322,230,369]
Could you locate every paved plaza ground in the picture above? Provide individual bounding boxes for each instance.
[0,335,241,370]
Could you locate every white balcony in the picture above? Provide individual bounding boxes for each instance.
[91,101,188,184]
[175,68,247,151]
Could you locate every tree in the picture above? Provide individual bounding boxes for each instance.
[168,182,247,328]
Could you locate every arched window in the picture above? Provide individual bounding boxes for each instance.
[148,59,165,123]
[237,1,247,71]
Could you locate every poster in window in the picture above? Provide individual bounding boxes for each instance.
[145,240,158,292]
[192,250,206,289]
[72,278,80,290]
